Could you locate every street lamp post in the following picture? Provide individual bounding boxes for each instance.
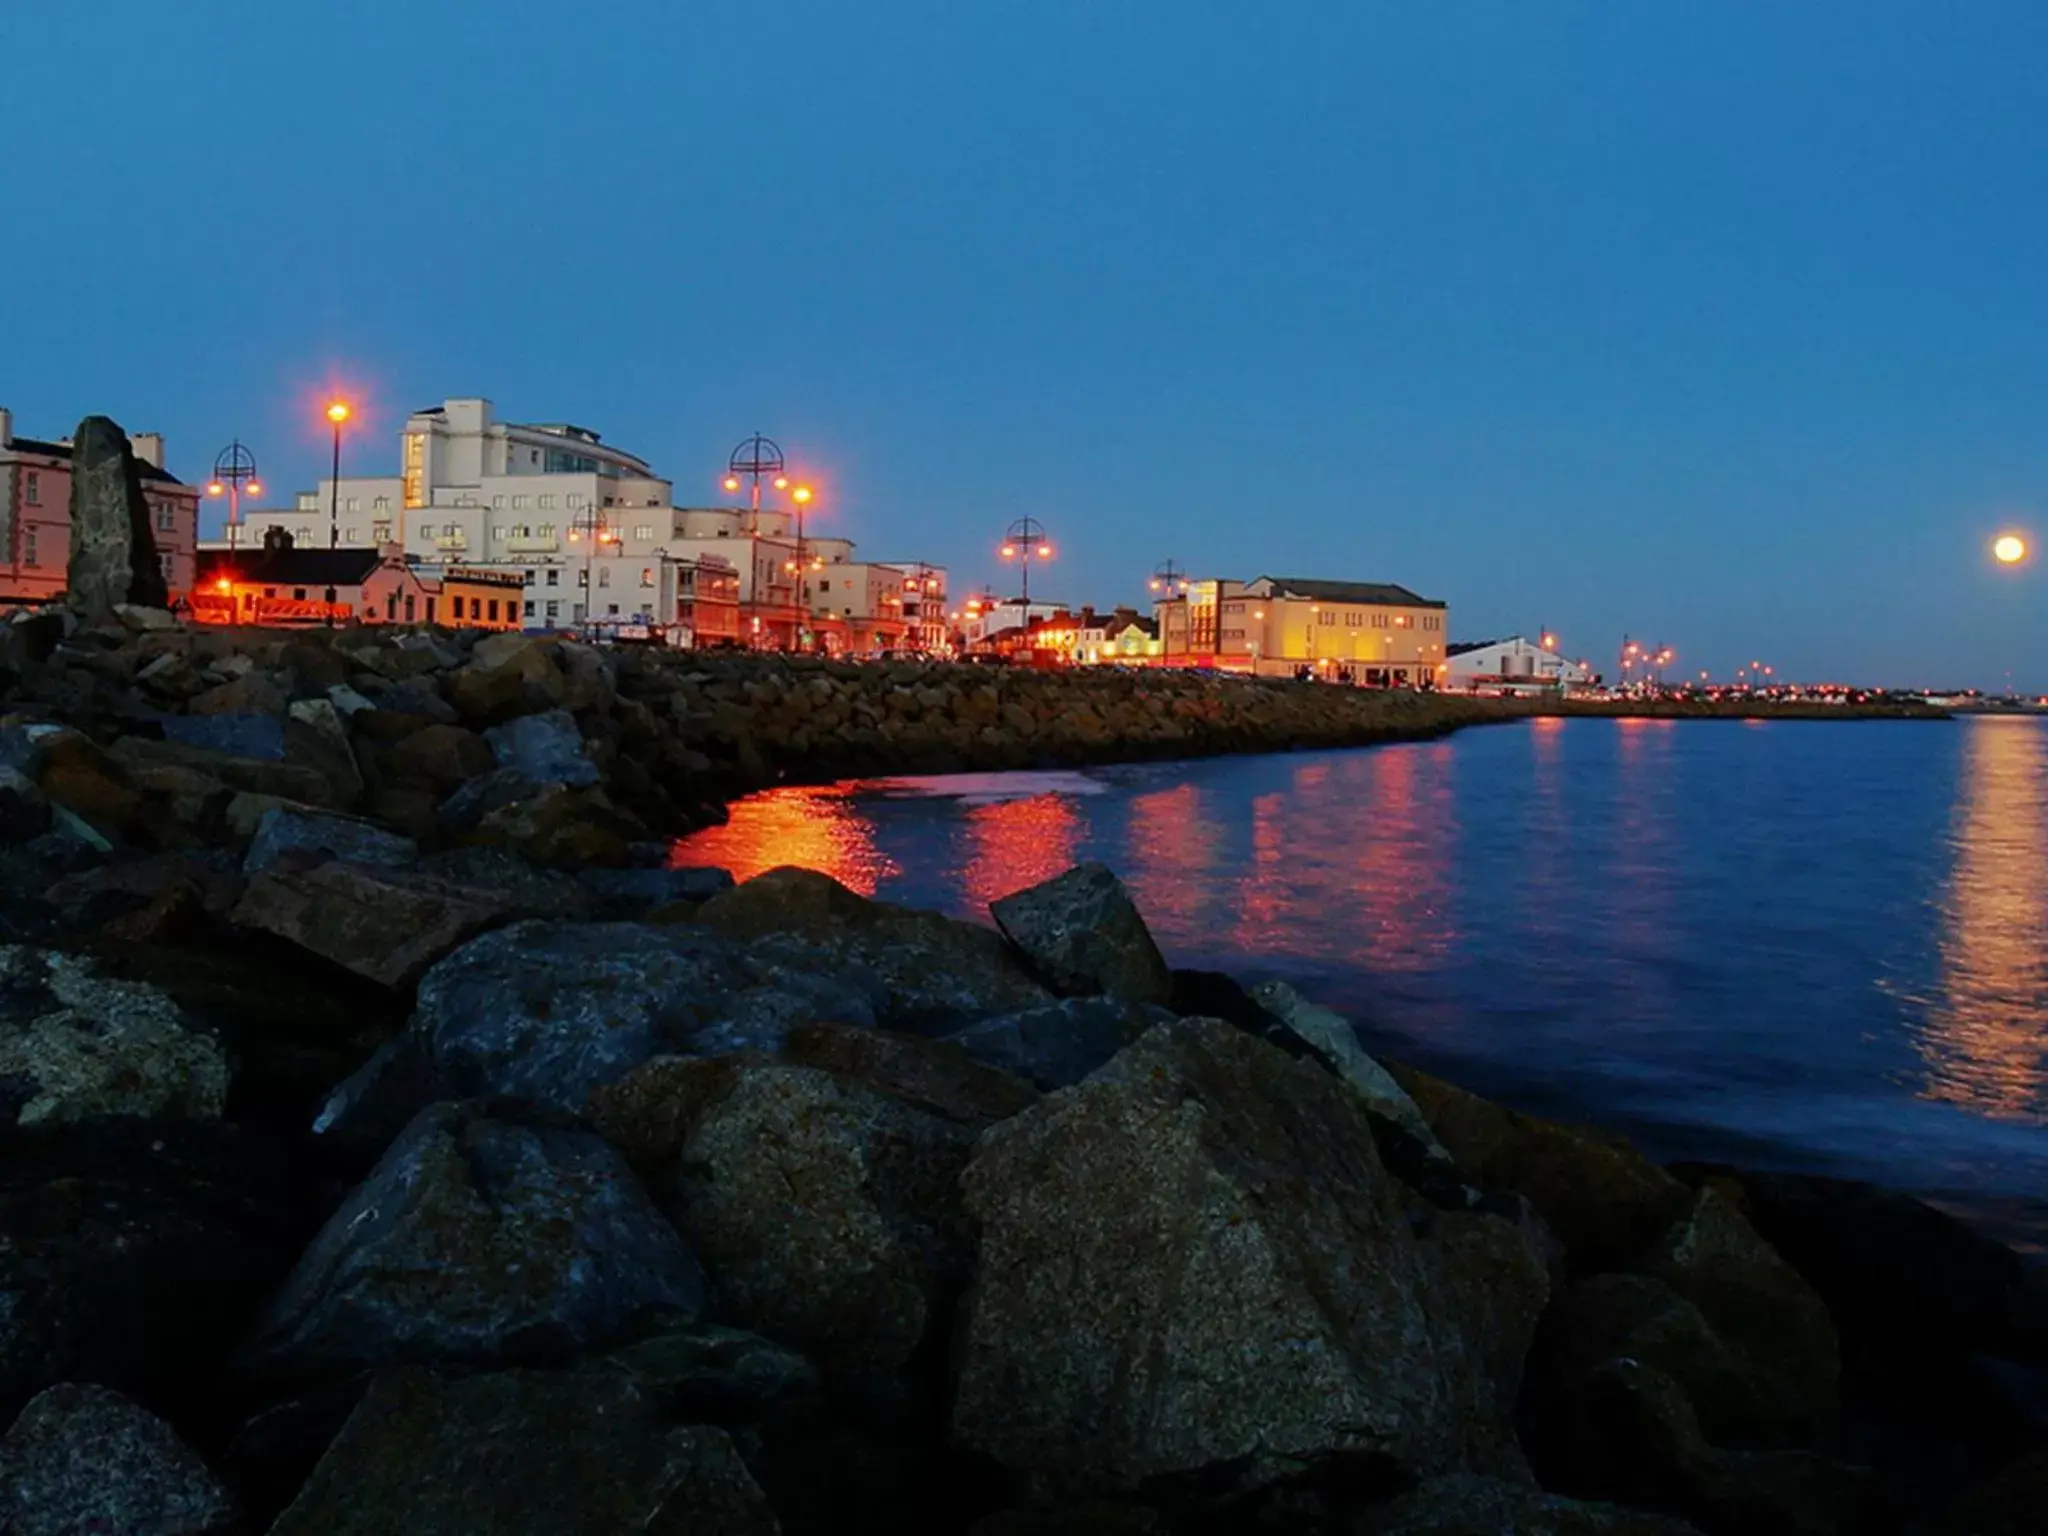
[323,402,349,625]
[788,484,816,651]
[205,441,263,556]
[1148,559,1189,597]
[566,503,617,639]
[1000,517,1053,605]
[723,433,787,536]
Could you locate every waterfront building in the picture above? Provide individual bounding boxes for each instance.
[961,597,1066,650]
[1156,575,1449,686]
[1078,611,1162,664]
[1446,635,1594,692]
[249,399,934,647]
[193,539,433,627]
[0,408,199,604]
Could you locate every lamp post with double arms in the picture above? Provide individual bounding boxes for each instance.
[205,441,262,556]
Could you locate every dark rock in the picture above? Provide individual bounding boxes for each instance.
[240,1100,704,1383]
[218,1379,369,1533]
[697,866,1052,1034]
[474,782,645,869]
[413,844,594,917]
[418,919,884,1113]
[0,944,229,1124]
[0,1118,313,1424]
[232,862,514,988]
[64,415,168,617]
[1387,1061,1692,1270]
[437,763,543,833]
[600,1321,822,1423]
[268,1367,778,1535]
[310,1032,448,1162]
[1939,1440,2048,1536]
[0,766,51,843]
[242,804,417,873]
[160,711,286,759]
[1250,979,1448,1154]
[576,863,735,918]
[952,1018,1534,1500]
[943,997,1174,1090]
[447,634,570,725]
[1644,1184,1841,1436]
[388,721,494,790]
[484,707,599,787]
[187,671,289,718]
[110,735,339,807]
[989,861,1173,1004]
[1360,1474,1705,1535]
[776,1018,1039,1124]
[0,1382,238,1535]
[1170,966,1344,1072]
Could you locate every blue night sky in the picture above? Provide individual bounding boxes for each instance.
[7,2,2045,688]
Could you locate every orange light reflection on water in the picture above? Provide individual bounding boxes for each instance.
[1920,719,2048,1120]
[960,793,1080,911]
[669,784,898,894]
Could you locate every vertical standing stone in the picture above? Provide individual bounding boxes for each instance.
[66,416,167,618]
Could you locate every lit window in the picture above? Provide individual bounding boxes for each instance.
[346,497,360,511]
[513,495,528,510]
[633,524,652,541]
[578,570,588,586]
[567,493,583,508]
[494,526,507,539]
[346,526,360,542]
[539,495,555,509]
[419,523,435,537]
[402,433,426,510]
[493,495,506,508]
[374,496,391,511]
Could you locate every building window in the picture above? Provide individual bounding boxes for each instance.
[493,527,507,540]
[524,600,535,617]
[538,522,555,538]
[23,473,37,506]
[522,569,535,585]
[546,600,560,619]
[373,522,390,543]
[155,504,176,531]
[820,580,831,592]
[597,567,611,588]
[346,526,360,542]
[607,603,620,616]
[512,495,528,510]
[373,496,391,511]
[633,524,652,541]
[401,433,426,510]
[578,570,588,587]
[546,569,560,587]
[292,587,306,601]
[640,567,653,587]
[539,495,555,509]
[493,495,506,508]
[346,497,361,512]
[420,523,435,537]
[488,600,501,623]
[567,493,583,509]
[22,529,36,566]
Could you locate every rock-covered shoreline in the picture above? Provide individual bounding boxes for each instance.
[0,610,2026,1535]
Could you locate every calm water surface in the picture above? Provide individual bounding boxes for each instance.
[674,716,2048,1245]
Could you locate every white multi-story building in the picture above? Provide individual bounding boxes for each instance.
[1445,635,1595,691]
[248,398,936,648]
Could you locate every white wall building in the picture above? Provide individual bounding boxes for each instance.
[1446,635,1595,690]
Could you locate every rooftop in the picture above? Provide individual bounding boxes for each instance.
[1256,577,1446,609]
[196,546,392,588]
[3,436,188,487]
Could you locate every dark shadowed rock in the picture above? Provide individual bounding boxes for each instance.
[0,944,228,1125]
[446,634,571,725]
[1940,1440,2048,1536]
[389,721,495,790]
[474,782,645,868]
[268,1367,779,1536]
[697,866,1052,1033]
[577,863,735,917]
[242,804,417,874]
[952,1019,1533,1500]
[160,711,287,760]
[485,707,599,787]
[310,1032,448,1161]
[595,1055,991,1387]
[1387,1061,1692,1270]
[233,862,514,987]
[65,416,168,617]
[1644,1184,1841,1436]
[418,920,885,1114]
[600,1321,822,1424]
[111,735,339,807]
[241,1100,704,1383]
[776,1019,1039,1124]
[989,861,1173,1004]
[0,766,50,843]
[414,844,594,918]
[943,996,1174,1090]
[1359,1474,1704,1535]
[0,1382,239,1536]
[1250,980,1448,1155]
[0,1118,312,1425]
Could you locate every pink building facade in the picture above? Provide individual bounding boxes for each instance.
[0,408,201,605]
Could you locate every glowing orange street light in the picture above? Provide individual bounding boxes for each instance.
[1993,533,2028,565]
[214,577,231,594]
[207,481,225,496]
[723,475,742,493]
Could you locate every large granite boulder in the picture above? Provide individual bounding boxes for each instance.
[591,1040,1020,1388]
[697,867,1053,1034]
[233,862,515,987]
[598,1321,822,1425]
[1643,1184,1841,1435]
[418,920,885,1114]
[485,708,599,787]
[241,804,417,874]
[65,416,168,618]
[943,997,1174,1090]
[1387,1061,1692,1269]
[447,635,570,726]
[268,1367,779,1536]
[989,862,1173,1005]
[0,945,228,1125]
[1360,1474,1704,1535]
[240,1100,704,1383]
[0,1119,312,1424]
[0,1383,238,1536]
[952,1019,1538,1500]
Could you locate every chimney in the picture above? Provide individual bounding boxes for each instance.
[0,407,10,448]
[130,432,165,469]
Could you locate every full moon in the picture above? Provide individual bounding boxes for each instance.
[1993,534,2027,565]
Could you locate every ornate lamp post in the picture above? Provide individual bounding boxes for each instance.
[722,433,787,536]
[999,517,1053,605]
[566,503,618,638]
[1148,559,1189,597]
[784,484,820,651]
[205,441,262,555]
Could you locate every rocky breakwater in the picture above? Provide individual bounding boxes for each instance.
[0,774,2035,1535]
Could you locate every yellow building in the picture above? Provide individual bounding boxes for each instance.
[1159,575,1449,686]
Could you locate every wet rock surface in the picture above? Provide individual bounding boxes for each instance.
[0,1382,240,1536]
